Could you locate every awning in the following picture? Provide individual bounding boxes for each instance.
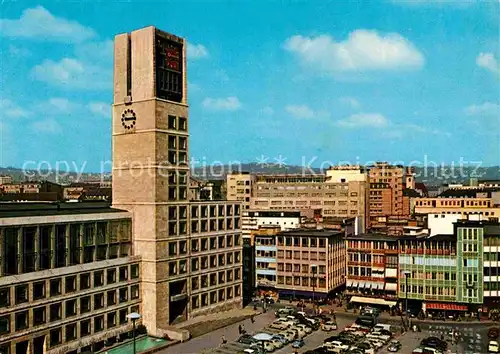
[346,280,353,287]
[385,283,398,291]
[365,282,372,289]
[426,302,468,311]
[358,281,366,289]
[350,296,396,307]
[352,282,359,288]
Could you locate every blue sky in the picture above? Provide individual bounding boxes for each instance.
[0,0,499,172]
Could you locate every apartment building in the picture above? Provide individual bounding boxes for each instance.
[275,229,345,299]
[345,234,400,309]
[226,172,254,210]
[251,166,369,228]
[111,26,243,334]
[479,221,500,310]
[254,227,281,289]
[0,202,140,354]
[368,162,405,228]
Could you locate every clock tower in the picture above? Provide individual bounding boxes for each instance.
[112,26,189,334]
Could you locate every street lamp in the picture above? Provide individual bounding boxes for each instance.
[127,312,141,354]
[311,264,317,314]
[402,271,411,331]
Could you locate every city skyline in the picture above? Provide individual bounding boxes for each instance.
[1,1,499,171]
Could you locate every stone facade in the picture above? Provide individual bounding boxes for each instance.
[111,26,242,335]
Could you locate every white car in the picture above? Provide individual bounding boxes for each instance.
[269,321,289,330]
[295,323,313,334]
[366,338,384,349]
[289,326,306,338]
[324,341,350,351]
[322,321,338,331]
[251,341,275,352]
[270,339,284,349]
[489,341,499,353]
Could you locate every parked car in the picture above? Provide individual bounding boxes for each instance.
[251,341,275,352]
[279,331,295,342]
[296,323,313,334]
[292,339,305,348]
[387,340,402,352]
[322,321,338,331]
[489,340,500,353]
[290,326,307,338]
[420,337,447,352]
[271,334,287,345]
[352,342,376,354]
[323,340,350,351]
[269,321,289,330]
[490,328,500,340]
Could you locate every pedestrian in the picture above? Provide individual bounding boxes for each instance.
[238,324,242,334]
[251,315,255,323]
[221,335,227,346]
[241,324,245,334]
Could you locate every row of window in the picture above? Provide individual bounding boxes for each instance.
[189,235,241,253]
[191,285,241,309]
[400,285,457,296]
[0,287,139,336]
[279,250,327,261]
[277,237,329,248]
[191,269,241,291]
[277,276,327,288]
[191,204,240,218]
[0,264,139,308]
[400,271,459,281]
[191,218,241,233]
[173,252,242,275]
[277,263,326,274]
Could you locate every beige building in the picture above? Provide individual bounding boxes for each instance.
[0,176,12,185]
[250,166,369,229]
[226,172,254,210]
[0,202,140,354]
[275,229,346,298]
[111,26,242,335]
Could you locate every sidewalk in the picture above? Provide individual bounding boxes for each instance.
[177,307,258,329]
[320,304,498,326]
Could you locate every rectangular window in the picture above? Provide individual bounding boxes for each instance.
[15,285,28,304]
[65,276,76,293]
[80,273,90,290]
[131,264,139,279]
[33,281,46,300]
[65,299,77,317]
[33,306,46,326]
[107,269,116,284]
[94,271,104,287]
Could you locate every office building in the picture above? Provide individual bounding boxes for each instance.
[275,229,346,299]
[0,202,140,354]
[226,172,254,210]
[111,26,242,335]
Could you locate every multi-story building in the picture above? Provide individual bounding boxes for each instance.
[368,162,405,228]
[414,192,500,220]
[254,227,281,290]
[0,202,140,354]
[226,172,254,210]
[0,182,63,202]
[345,234,400,309]
[111,26,242,335]
[250,166,369,229]
[479,221,500,310]
[242,210,300,238]
[398,220,484,313]
[275,229,345,299]
[0,176,12,185]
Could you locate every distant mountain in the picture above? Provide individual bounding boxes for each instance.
[1,164,499,186]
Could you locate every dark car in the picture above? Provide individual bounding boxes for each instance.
[292,339,305,348]
[387,340,402,352]
[421,337,447,351]
[238,334,256,345]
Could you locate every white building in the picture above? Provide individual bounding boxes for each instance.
[241,210,301,238]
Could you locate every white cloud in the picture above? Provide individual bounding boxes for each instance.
[337,113,389,128]
[88,102,110,118]
[284,30,424,74]
[339,97,361,109]
[31,58,111,90]
[260,106,275,116]
[74,40,113,63]
[202,97,241,111]
[187,42,209,59]
[465,102,500,116]
[45,98,80,113]
[0,99,31,118]
[8,45,31,57]
[476,52,500,76]
[286,105,315,119]
[0,6,96,43]
[31,118,62,134]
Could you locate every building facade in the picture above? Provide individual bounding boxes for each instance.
[345,234,400,308]
[111,26,242,335]
[275,229,346,299]
[0,202,140,354]
[226,172,254,210]
[241,210,300,239]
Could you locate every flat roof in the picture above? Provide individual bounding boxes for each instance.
[278,229,342,237]
[0,201,128,218]
[347,233,404,241]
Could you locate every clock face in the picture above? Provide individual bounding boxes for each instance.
[121,109,136,130]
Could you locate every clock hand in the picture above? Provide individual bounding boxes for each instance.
[124,117,136,121]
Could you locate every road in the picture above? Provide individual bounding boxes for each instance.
[159,303,492,354]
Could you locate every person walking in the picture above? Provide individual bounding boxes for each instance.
[238,324,242,335]
[221,335,227,346]
[250,314,255,323]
